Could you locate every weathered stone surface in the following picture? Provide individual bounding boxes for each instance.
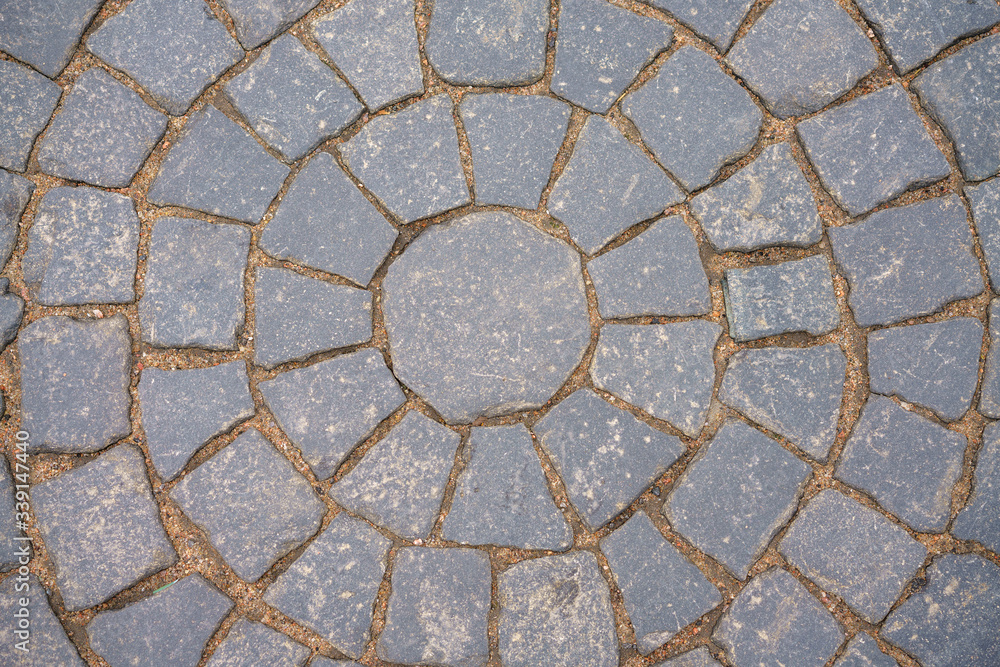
[312,660,362,667]
[378,548,491,666]
[953,422,1000,553]
[383,212,589,423]
[665,421,811,579]
[207,618,310,667]
[834,634,899,667]
[981,299,1000,418]
[650,0,754,51]
[0,459,18,571]
[442,424,572,550]
[0,60,62,172]
[534,390,685,530]
[0,169,33,269]
[499,552,618,667]
[33,445,177,610]
[836,395,966,532]
[828,195,983,327]
[0,0,103,77]
[0,279,24,354]
[549,116,683,255]
[654,647,724,667]
[969,177,1000,290]
[592,322,720,437]
[219,0,320,49]
[797,84,951,216]
[0,574,85,666]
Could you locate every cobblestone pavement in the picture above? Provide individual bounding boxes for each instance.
[1,0,999,665]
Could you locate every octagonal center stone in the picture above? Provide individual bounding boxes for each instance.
[384,212,590,423]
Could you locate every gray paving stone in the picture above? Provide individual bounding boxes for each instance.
[139,217,251,350]
[207,618,310,667]
[254,267,372,369]
[0,459,18,571]
[654,647,723,667]
[587,215,710,318]
[534,390,685,530]
[882,555,1000,666]
[313,0,423,110]
[148,106,289,223]
[263,513,392,659]
[498,551,618,667]
[311,660,362,667]
[139,362,255,481]
[0,0,102,77]
[969,177,1000,289]
[0,60,62,172]
[382,212,589,423]
[724,255,840,341]
[0,574,85,666]
[37,68,168,187]
[548,116,683,255]
[714,567,844,667]
[330,411,460,540]
[225,34,362,161]
[0,279,24,355]
[868,318,982,421]
[259,152,397,285]
[828,195,983,327]
[551,0,673,113]
[834,634,899,667]
[592,321,720,437]
[650,0,754,51]
[981,299,1000,418]
[20,315,131,453]
[23,186,139,306]
[220,0,320,49]
[952,422,1000,553]
[260,349,405,479]
[836,395,966,532]
[0,169,33,270]
[796,84,951,216]
[665,420,811,579]
[88,0,244,115]
[442,424,572,551]
[623,45,763,191]
[690,143,822,252]
[720,344,846,461]
[378,547,491,666]
[460,93,570,209]
[33,445,177,611]
[601,512,721,653]
[89,574,233,666]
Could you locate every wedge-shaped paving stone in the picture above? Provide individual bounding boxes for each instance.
[828,195,983,327]
[657,1,754,51]
[0,169,34,269]
[442,425,572,550]
[0,279,24,355]
[623,46,762,191]
[254,267,372,369]
[665,421,811,579]
[220,0,320,49]
[969,177,1000,289]
[140,217,250,350]
[499,551,618,667]
[0,460,18,571]
[0,0,103,77]
[260,349,405,479]
[331,411,460,540]
[264,513,392,658]
[797,84,951,216]
[654,647,724,667]
[836,395,966,532]
[378,548,491,666]
[834,634,900,667]
[20,315,131,453]
[601,512,721,653]
[549,116,683,255]
[0,61,62,172]
[0,574,84,666]
[953,422,1000,553]
[534,390,685,530]
[724,255,840,342]
[981,299,1000,417]
[460,93,570,209]
[690,143,822,252]
[206,618,310,667]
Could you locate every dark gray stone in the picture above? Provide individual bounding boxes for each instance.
[23,186,139,306]
[33,445,177,611]
[796,84,951,216]
[953,422,1000,553]
[0,278,24,354]
[498,551,618,667]
[0,459,18,571]
[623,45,762,191]
[330,411,461,540]
[969,177,1000,290]
[836,395,966,532]
[254,267,372,369]
[460,93,570,209]
[172,428,325,581]
[650,0,754,51]
[138,361,255,481]
[219,0,320,49]
[0,169,34,269]
[139,217,250,350]
[442,424,572,550]
[0,60,62,172]
[260,349,405,479]
[690,143,822,252]
[382,212,589,423]
[548,116,683,255]
[0,0,103,77]
[225,34,363,161]
[378,548,491,666]
[981,299,1000,418]
[88,0,244,115]
[207,619,310,667]
[724,255,840,341]
[834,634,899,667]
[37,68,168,187]
[551,0,673,113]
[148,106,289,224]
[665,420,811,579]
[654,647,723,667]
[0,574,85,666]
[534,390,685,530]
[20,315,131,453]
[828,195,983,327]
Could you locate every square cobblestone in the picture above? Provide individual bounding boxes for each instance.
[0,0,103,77]
[220,0,320,50]
[969,177,1000,290]
[0,574,84,665]
[0,169,33,270]
[952,421,1000,553]
[834,634,899,667]
[0,60,62,172]
[980,299,1000,417]
[207,618,310,667]
[651,0,754,51]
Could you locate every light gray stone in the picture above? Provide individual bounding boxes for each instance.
[834,634,899,667]
[969,177,1000,290]
[0,574,85,666]
[650,0,754,51]
[952,422,1000,553]
[207,619,310,667]
[0,60,62,172]
[0,0,103,77]
[980,299,1000,418]
[219,0,321,49]
[654,647,724,667]
[0,169,34,270]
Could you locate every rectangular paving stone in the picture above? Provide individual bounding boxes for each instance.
[0,60,62,172]
[207,618,310,667]
[952,421,1000,554]
[220,0,321,49]
[0,574,85,666]
[0,0,103,77]
[980,298,1000,418]
[655,647,724,667]
[650,0,754,51]
[968,177,1000,290]
[0,169,34,270]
